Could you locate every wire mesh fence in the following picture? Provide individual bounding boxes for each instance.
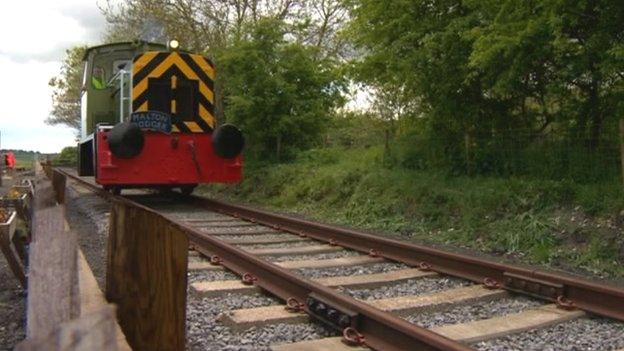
[394,132,621,183]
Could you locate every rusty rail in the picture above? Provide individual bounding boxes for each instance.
[189,196,624,323]
[55,171,471,350]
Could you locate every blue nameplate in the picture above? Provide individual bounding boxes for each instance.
[130,111,173,133]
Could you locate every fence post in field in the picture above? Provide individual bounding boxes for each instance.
[464,130,473,175]
[106,202,189,351]
[620,119,624,187]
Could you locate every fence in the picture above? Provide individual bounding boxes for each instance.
[14,165,189,350]
[392,131,623,183]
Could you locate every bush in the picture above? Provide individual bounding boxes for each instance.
[53,146,77,166]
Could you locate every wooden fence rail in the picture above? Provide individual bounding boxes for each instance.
[0,182,33,288]
[0,210,26,288]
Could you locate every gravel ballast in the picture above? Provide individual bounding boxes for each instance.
[187,293,336,350]
[188,269,239,284]
[218,233,297,241]
[338,277,470,300]
[66,189,112,288]
[405,296,544,328]
[296,262,411,279]
[201,221,254,226]
[200,225,276,234]
[265,249,361,263]
[475,317,624,351]
[237,240,319,250]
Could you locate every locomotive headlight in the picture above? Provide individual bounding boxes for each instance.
[168,39,180,50]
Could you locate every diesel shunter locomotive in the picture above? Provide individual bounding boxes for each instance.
[77,40,244,194]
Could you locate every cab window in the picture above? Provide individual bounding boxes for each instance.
[113,60,131,75]
[92,66,106,89]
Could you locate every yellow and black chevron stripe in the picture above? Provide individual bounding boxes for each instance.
[132,51,216,133]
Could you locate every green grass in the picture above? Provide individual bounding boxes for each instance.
[14,156,34,169]
[202,145,624,277]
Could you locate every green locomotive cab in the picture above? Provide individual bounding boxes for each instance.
[78,41,165,176]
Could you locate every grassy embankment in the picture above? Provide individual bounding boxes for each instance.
[201,145,624,278]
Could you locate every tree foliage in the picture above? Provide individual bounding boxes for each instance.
[102,0,351,122]
[101,0,351,58]
[52,146,78,166]
[48,46,87,130]
[49,0,624,179]
[349,0,624,174]
[219,19,346,160]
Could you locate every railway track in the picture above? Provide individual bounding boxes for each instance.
[57,168,624,350]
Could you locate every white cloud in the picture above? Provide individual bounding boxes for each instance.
[0,0,107,153]
[0,5,83,58]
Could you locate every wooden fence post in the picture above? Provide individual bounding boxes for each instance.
[26,177,78,338]
[106,202,188,351]
[620,118,624,187]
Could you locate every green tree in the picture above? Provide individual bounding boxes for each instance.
[53,146,78,166]
[469,0,624,148]
[219,18,346,160]
[48,46,87,130]
[348,0,624,175]
[349,0,488,171]
[101,0,352,122]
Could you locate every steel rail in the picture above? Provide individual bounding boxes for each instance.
[55,168,472,351]
[190,196,624,323]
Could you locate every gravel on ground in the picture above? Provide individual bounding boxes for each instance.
[474,317,624,351]
[218,233,301,242]
[187,292,336,350]
[405,296,544,328]
[296,262,411,279]
[338,276,470,301]
[66,188,112,288]
[188,269,239,284]
[265,249,361,263]
[200,226,278,234]
[237,240,318,250]
[0,258,26,350]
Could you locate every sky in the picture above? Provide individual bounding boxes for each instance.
[0,1,370,153]
[0,0,108,153]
